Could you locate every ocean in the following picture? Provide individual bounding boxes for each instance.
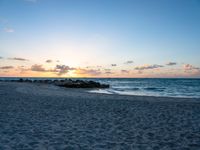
[88,78,200,98]
[1,77,200,98]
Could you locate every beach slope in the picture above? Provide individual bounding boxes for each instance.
[0,82,200,149]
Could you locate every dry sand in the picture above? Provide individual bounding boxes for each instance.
[0,82,200,150]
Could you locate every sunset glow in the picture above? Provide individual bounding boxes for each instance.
[0,0,200,78]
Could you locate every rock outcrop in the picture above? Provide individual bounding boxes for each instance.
[55,80,109,88]
[2,78,110,89]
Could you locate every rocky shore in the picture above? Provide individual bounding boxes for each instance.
[0,78,109,88]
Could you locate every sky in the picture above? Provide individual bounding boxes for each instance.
[0,0,200,77]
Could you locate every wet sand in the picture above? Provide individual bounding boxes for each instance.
[0,82,200,150]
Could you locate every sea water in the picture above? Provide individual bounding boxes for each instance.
[1,77,200,98]
[88,78,200,98]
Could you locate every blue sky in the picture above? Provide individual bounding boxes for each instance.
[0,0,200,77]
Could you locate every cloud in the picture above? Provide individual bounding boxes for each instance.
[46,59,53,63]
[31,64,46,72]
[121,70,129,73]
[104,69,111,72]
[105,71,113,74]
[138,70,143,74]
[55,65,76,75]
[23,64,57,74]
[135,64,164,70]
[9,57,29,61]
[166,62,177,66]
[30,64,75,75]
[111,64,117,67]
[31,64,75,74]
[17,66,30,73]
[183,64,200,71]
[86,65,102,69]
[103,69,113,74]
[0,66,14,69]
[76,68,101,76]
[124,60,133,64]
[4,27,14,33]
[183,64,200,77]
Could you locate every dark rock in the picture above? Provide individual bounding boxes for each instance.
[1,78,110,89]
[19,78,24,82]
[24,79,32,83]
[56,80,109,88]
[43,80,52,84]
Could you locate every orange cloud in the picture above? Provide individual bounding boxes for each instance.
[0,66,14,69]
[135,64,163,70]
[31,64,46,72]
[8,57,29,61]
[75,68,101,77]
[46,59,53,63]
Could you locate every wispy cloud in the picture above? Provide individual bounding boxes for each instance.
[0,18,14,33]
[121,70,129,73]
[86,65,102,69]
[46,59,53,63]
[30,64,75,75]
[20,64,54,74]
[103,69,113,74]
[55,65,75,75]
[8,57,29,61]
[4,27,14,33]
[124,60,133,64]
[111,64,117,67]
[17,66,29,73]
[0,66,14,69]
[135,64,164,70]
[104,69,111,72]
[105,71,113,74]
[76,68,101,76]
[183,64,200,71]
[183,64,200,77]
[31,64,46,72]
[166,62,177,66]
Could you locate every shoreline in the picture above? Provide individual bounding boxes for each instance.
[0,82,200,149]
[1,81,200,102]
[88,89,200,100]
[1,78,200,99]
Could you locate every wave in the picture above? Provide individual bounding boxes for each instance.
[113,87,140,91]
[143,87,165,92]
[1,77,200,98]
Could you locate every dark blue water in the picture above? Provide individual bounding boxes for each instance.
[1,77,200,98]
[89,78,200,98]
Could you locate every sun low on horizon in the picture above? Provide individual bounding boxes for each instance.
[0,0,200,78]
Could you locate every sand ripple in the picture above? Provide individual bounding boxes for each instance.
[0,82,200,149]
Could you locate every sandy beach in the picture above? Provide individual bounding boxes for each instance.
[0,82,200,150]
